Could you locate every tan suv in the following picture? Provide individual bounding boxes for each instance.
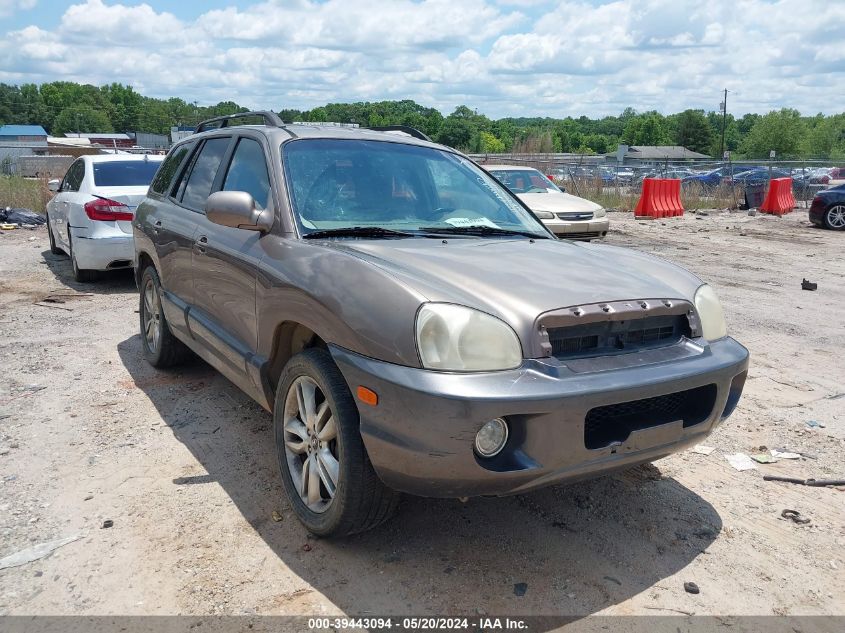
[135,112,748,536]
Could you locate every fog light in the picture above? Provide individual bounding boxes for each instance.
[475,418,508,457]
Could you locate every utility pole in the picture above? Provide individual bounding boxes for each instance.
[719,89,728,159]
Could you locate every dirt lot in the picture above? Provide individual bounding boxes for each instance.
[0,209,843,621]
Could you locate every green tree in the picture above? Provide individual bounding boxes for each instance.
[740,108,807,158]
[805,113,845,158]
[583,133,611,154]
[100,83,143,131]
[622,112,671,146]
[552,119,583,152]
[52,105,114,135]
[478,131,505,153]
[672,109,713,154]
[436,105,491,150]
[436,115,474,150]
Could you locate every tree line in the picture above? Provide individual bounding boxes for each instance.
[1,82,843,160]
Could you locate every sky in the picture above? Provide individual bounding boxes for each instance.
[0,0,843,119]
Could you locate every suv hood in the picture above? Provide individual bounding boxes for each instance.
[518,192,603,214]
[325,237,702,329]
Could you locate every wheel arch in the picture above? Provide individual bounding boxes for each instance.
[135,250,155,287]
[265,321,329,407]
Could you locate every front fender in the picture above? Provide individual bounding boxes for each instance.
[255,237,428,369]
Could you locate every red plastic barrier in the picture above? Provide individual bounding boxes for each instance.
[634,178,684,218]
[634,178,654,216]
[668,179,683,217]
[656,180,670,216]
[760,177,795,215]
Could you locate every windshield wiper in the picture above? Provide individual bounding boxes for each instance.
[418,225,549,239]
[303,226,418,239]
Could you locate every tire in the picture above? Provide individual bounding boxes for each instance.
[274,348,400,536]
[46,213,62,255]
[138,265,190,368]
[823,204,845,231]
[68,233,97,282]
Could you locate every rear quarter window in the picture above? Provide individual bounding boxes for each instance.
[150,145,192,195]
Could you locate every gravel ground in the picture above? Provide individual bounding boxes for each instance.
[0,209,842,620]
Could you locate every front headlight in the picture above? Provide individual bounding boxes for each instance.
[534,210,555,219]
[416,303,522,371]
[694,284,727,341]
[594,207,607,218]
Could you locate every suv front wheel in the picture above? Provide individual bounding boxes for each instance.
[274,348,399,536]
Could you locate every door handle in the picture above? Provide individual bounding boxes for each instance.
[195,235,208,254]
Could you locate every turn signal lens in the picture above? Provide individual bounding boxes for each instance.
[357,386,378,406]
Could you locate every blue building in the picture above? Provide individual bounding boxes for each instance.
[0,125,49,173]
[0,124,48,146]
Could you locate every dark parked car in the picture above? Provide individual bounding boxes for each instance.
[134,112,749,536]
[682,168,723,188]
[636,168,695,185]
[731,167,791,184]
[809,183,845,230]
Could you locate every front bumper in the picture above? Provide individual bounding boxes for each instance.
[331,337,749,498]
[808,200,826,226]
[544,217,610,240]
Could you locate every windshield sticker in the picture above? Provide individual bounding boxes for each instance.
[444,217,501,229]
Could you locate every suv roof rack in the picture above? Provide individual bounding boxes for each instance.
[367,125,432,142]
[196,110,284,133]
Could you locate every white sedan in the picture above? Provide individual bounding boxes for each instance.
[485,165,609,240]
[46,154,164,281]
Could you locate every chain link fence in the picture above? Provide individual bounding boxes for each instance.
[471,153,841,211]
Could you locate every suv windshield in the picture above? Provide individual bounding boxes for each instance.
[488,168,561,194]
[283,139,550,238]
[92,160,161,187]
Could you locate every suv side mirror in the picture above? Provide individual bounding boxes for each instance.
[48,179,60,192]
[206,191,272,232]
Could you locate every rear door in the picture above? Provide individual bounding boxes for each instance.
[50,159,85,247]
[143,137,231,338]
[190,134,273,388]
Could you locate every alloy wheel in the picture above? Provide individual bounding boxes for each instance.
[282,376,339,513]
[827,205,845,229]
[142,278,162,353]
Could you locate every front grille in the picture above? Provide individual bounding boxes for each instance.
[556,211,594,221]
[584,384,717,449]
[548,314,690,360]
[558,231,602,240]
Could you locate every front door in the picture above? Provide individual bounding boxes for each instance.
[190,135,272,393]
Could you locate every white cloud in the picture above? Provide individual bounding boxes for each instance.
[0,0,36,17]
[0,0,842,118]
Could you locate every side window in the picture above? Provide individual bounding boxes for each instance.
[179,137,231,211]
[221,138,271,209]
[62,160,84,192]
[150,144,192,196]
